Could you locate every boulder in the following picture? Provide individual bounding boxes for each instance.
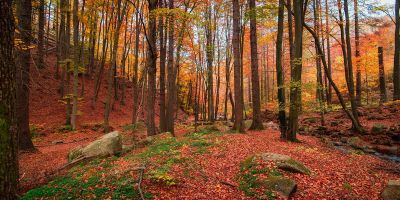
[68,131,122,162]
[381,180,400,200]
[258,153,311,175]
[261,176,297,198]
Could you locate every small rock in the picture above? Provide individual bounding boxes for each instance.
[261,176,297,198]
[258,153,291,162]
[381,180,400,200]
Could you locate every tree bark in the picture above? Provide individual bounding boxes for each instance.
[394,0,400,100]
[166,0,176,135]
[16,0,35,151]
[248,0,263,130]
[146,0,158,136]
[286,0,304,141]
[378,47,388,103]
[0,1,19,197]
[276,0,287,136]
[38,0,45,69]
[354,0,362,106]
[232,0,244,132]
[159,0,167,132]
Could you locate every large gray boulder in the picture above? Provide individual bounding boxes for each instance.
[68,131,122,162]
[258,153,311,175]
[381,180,400,200]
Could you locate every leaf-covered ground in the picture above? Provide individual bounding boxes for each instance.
[21,125,400,199]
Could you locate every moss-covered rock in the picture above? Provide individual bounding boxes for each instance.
[258,153,311,175]
[260,176,297,198]
[381,180,400,200]
[277,159,311,175]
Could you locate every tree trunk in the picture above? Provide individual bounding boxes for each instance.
[38,0,45,69]
[232,0,244,132]
[394,0,400,100]
[16,0,35,151]
[146,0,158,136]
[0,1,19,197]
[276,0,287,136]
[354,0,362,106]
[206,5,215,122]
[248,0,263,130]
[132,6,140,124]
[166,0,176,135]
[344,0,362,132]
[378,47,388,104]
[286,0,304,141]
[325,0,332,105]
[159,0,167,132]
[71,0,79,130]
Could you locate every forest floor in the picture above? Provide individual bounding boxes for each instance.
[20,123,400,199]
[19,54,400,199]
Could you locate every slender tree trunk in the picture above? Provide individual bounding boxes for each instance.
[249,0,263,130]
[276,0,287,136]
[325,0,332,105]
[16,0,35,151]
[71,0,79,130]
[344,0,361,131]
[286,0,304,141]
[166,0,176,134]
[232,0,244,132]
[378,47,388,104]
[394,0,400,100]
[146,0,158,136]
[354,0,362,106]
[313,0,325,126]
[38,0,45,69]
[0,1,19,197]
[159,0,167,132]
[132,6,140,124]
[206,5,214,122]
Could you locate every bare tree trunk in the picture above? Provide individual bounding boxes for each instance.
[286,0,304,141]
[313,0,325,126]
[206,4,214,122]
[394,0,400,100]
[146,0,158,136]
[325,0,332,105]
[232,0,244,132]
[354,0,362,106]
[248,0,263,130]
[132,6,140,124]
[158,0,167,132]
[276,0,287,136]
[38,0,45,69]
[71,0,79,130]
[0,1,19,197]
[344,0,362,132]
[378,47,388,104]
[166,0,176,135]
[16,0,35,151]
